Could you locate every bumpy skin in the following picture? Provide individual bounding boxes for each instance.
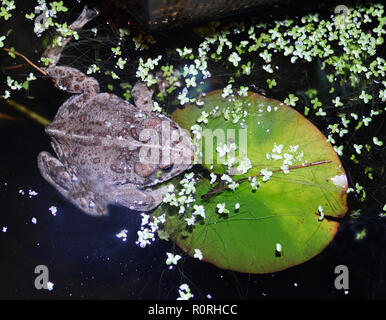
[38,66,194,216]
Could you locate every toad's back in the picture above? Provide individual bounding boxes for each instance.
[46,92,158,188]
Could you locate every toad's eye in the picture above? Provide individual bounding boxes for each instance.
[134,163,157,177]
[143,118,162,130]
[130,127,139,140]
[159,163,173,172]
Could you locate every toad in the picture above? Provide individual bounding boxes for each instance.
[37,7,194,215]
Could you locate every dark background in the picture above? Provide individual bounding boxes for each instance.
[0,0,385,299]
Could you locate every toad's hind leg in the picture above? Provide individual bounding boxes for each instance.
[45,66,100,95]
[43,7,98,67]
[38,151,108,216]
[42,6,99,95]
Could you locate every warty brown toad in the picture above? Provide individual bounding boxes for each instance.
[37,7,194,216]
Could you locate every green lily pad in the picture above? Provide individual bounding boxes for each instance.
[156,90,348,274]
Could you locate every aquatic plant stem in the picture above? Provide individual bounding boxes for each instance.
[1,63,29,71]
[2,48,47,75]
[0,112,24,121]
[5,99,51,126]
[202,160,332,199]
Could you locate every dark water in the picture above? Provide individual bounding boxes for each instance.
[0,0,385,299]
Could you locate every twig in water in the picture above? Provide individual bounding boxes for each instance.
[2,48,47,75]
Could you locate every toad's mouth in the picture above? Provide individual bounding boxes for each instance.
[134,122,195,178]
[134,143,195,181]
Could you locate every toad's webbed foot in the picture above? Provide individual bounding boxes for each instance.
[43,7,98,67]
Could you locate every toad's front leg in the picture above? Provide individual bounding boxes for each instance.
[114,184,168,212]
[132,81,155,113]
